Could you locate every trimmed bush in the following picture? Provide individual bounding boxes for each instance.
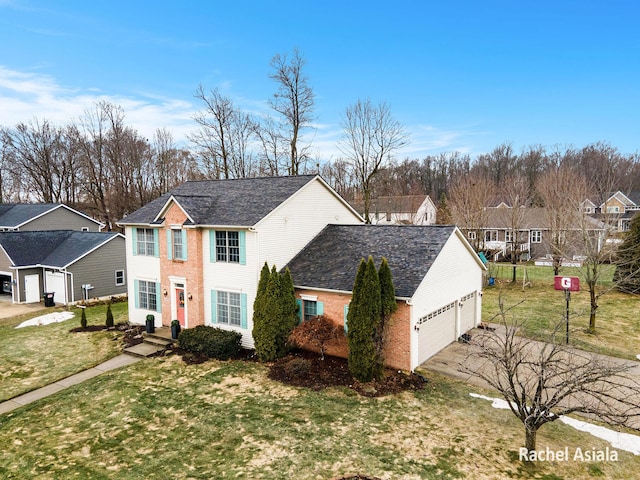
[178,326,242,360]
[80,308,87,329]
[105,303,114,328]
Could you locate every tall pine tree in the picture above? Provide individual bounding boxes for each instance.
[252,264,298,361]
[376,257,397,369]
[614,213,640,294]
[347,256,382,381]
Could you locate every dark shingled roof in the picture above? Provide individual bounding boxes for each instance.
[0,204,60,228]
[118,175,318,226]
[0,231,121,268]
[284,224,457,298]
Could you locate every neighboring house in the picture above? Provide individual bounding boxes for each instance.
[285,224,485,371]
[0,231,126,304]
[595,191,640,233]
[0,203,104,232]
[468,207,607,263]
[116,175,363,336]
[352,195,436,225]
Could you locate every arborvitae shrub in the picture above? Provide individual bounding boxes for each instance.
[105,303,114,328]
[80,308,87,329]
[178,326,242,360]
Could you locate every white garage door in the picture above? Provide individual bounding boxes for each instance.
[417,301,457,364]
[45,271,67,304]
[459,291,477,333]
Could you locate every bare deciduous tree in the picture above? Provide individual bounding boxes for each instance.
[338,99,408,223]
[269,48,315,175]
[499,175,530,282]
[448,173,494,251]
[535,167,589,275]
[467,301,640,456]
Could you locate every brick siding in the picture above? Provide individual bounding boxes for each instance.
[295,288,411,371]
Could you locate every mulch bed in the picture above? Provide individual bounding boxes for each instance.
[70,322,146,347]
[267,349,426,397]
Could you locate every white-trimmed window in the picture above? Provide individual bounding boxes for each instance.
[485,230,498,242]
[115,270,125,286]
[172,229,185,260]
[531,230,542,243]
[606,206,620,214]
[135,228,157,256]
[505,231,514,243]
[137,280,158,311]
[211,230,245,264]
[467,231,477,240]
[296,296,325,322]
[211,290,247,328]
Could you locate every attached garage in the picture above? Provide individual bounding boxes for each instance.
[417,301,457,365]
[45,270,68,304]
[285,224,486,372]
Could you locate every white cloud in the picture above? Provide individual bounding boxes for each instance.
[0,66,197,144]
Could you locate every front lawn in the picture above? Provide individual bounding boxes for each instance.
[0,302,129,401]
[0,356,638,479]
[483,264,640,359]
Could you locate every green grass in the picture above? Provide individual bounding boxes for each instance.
[0,302,129,401]
[1,357,638,479]
[484,264,640,359]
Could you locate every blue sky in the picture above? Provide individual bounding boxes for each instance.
[1,0,639,161]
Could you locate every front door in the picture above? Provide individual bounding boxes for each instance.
[175,288,185,326]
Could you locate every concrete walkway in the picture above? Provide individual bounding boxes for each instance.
[0,354,141,415]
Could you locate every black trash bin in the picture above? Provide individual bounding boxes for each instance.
[44,292,55,307]
[145,314,155,334]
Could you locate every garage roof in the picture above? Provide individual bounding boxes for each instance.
[284,224,457,298]
[0,231,122,268]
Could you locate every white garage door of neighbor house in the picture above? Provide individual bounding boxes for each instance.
[417,301,457,365]
[25,274,41,303]
[45,271,67,304]
[459,292,477,334]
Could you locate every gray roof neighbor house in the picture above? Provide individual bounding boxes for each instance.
[284,224,457,298]
[0,230,126,304]
[0,204,103,231]
[118,175,322,227]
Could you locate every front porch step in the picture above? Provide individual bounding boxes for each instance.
[123,327,177,358]
[123,342,168,358]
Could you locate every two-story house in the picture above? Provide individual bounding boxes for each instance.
[118,175,485,371]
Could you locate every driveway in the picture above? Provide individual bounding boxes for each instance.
[0,295,47,320]
[419,326,640,429]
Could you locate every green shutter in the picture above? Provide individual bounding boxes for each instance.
[317,301,324,316]
[181,229,188,261]
[343,305,349,333]
[134,279,139,308]
[153,229,159,257]
[241,293,247,329]
[239,230,246,265]
[210,290,217,324]
[132,228,138,255]
[167,230,173,260]
[155,283,162,312]
[210,230,216,263]
[296,299,303,323]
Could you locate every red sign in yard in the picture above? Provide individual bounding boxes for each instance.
[554,276,580,291]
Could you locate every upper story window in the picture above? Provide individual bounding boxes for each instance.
[531,230,542,243]
[606,206,621,214]
[467,231,477,240]
[166,228,187,261]
[136,228,157,256]
[215,231,239,262]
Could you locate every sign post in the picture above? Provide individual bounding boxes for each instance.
[554,276,580,344]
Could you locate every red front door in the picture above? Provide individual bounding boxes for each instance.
[176,288,185,326]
